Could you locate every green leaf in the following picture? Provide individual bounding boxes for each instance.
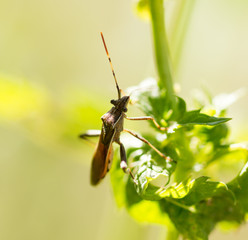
[171,96,187,121]
[228,161,248,213]
[130,80,231,129]
[110,146,171,225]
[179,110,231,126]
[160,176,234,203]
[160,200,214,240]
[128,198,170,225]
[159,177,244,239]
[110,152,129,208]
[200,124,229,146]
[129,79,173,127]
[137,88,171,124]
[175,177,234,205]
[131,147,176,200]
[159,177,192,199]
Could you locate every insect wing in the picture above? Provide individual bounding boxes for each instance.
[90,128,115,185]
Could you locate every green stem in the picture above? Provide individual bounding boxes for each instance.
[149,0,176,109]
[170,0,196,73]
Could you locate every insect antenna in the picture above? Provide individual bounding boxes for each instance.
[100,32,121,99]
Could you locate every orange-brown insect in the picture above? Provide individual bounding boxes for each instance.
[80,33,172,185]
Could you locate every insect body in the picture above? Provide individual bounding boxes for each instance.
[89,96,129,185]
[80,33,172,185]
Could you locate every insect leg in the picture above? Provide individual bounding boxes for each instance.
[123,129,173,162]
[117,142,136,181]
[125,116,167,131]
[79,130,101,147]
[79,130,101,139]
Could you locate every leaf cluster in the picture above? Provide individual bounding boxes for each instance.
[111,79,248,239]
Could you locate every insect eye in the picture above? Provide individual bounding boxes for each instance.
[123,107,128,112]
[110,99,117,105]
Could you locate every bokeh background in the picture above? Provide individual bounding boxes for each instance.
[0,0,248,239]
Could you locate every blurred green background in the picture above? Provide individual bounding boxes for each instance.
[0,0,248,239]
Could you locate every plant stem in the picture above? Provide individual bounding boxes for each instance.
[149,0,176,109]
[170,0,196,73]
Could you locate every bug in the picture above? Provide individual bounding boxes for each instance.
[79,32,173,185]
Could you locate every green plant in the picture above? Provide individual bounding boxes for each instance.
[110,0,248,239]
